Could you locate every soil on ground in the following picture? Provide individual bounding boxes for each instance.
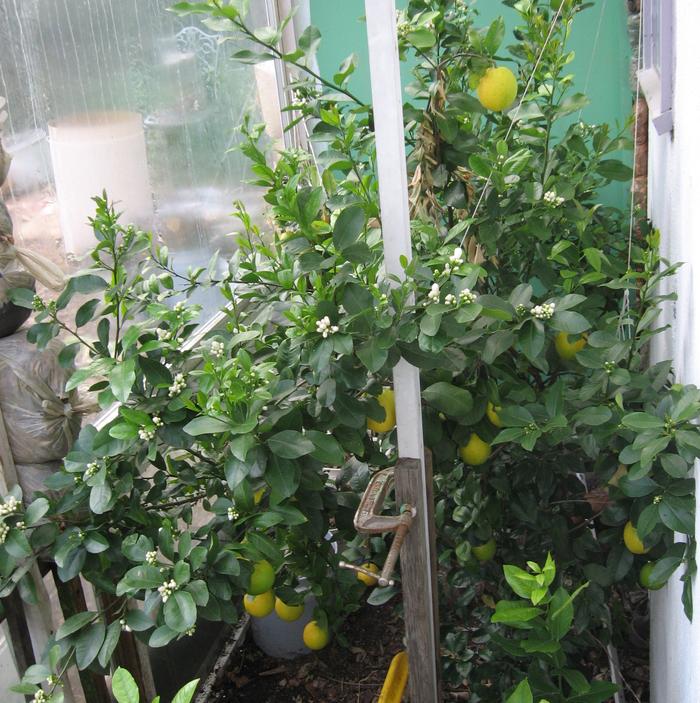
[210,603,403,703]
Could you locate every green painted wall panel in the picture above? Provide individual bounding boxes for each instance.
[310,0,632,205]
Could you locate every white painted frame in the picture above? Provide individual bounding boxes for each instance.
[639,0,674,134]
[364,1,440,700]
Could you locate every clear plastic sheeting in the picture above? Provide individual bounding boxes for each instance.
[0,0,283,315]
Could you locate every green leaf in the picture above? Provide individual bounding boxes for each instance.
[357,339,389,372]
[172,680,200,703]
[550,311,590,334]
[75,298,100,328]
[224,453,250,490]
[306,430,345,466]
[139,357,173,387]
[112,667,140,703]
[121,534,154,562]
[506,679,533,703]
[620,412,665,430]
[109,359,136,403]
[116,565,164,596]
[76,621,106,670]
[636,503,660,539]
[164,591,197,633]
[56,611,96,640]
[573,406,612,426]
[568,681,619,703]
[491,600,542,624]
[422,382,473,418]
[126,610,155,632]
[406,27,436,49]
[658,496,695,534]
[660,454,689,478]
[24,498,49,526]
[503,565,536,599]
[482,330,516,364]
[98,620,121,668]
[149,625,178,648]
[484,16,505,53]
[267,430,315,459]
[265,456,300,499]
[596,159,633,181]
[183,416,232,436]
[547,587,574,640]
[333,205,365,250]
[90,483,113,514]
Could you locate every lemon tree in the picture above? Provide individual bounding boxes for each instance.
[5,1,698,700]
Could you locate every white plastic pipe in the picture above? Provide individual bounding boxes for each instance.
[364,1,440,700]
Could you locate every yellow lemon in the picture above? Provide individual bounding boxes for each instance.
[459,433,492,466]
[554,332,587,361]
[486,402,502,428]
[367,388,396,433]
[477,67,518,111]
[303,620,330,650]
[472,538,497,562]
[623,521,650,555]
[274,597,304,622]
[639,562,664,591]
[248,560,275,595]
[243,590,275,618]
[357,562,380,586]
[253,487,266,505]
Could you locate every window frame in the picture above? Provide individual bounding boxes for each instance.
[639,0,674,135]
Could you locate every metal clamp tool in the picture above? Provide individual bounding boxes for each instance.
[339,467,415,587]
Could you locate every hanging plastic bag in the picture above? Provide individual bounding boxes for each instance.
[0,198,65,291]
[0,332,81,464]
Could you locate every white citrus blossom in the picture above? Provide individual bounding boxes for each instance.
[459,288,477,304]
[531,303,555,320]
[427,283,441,303]
[315,316,339,338]
[543,190,565,206]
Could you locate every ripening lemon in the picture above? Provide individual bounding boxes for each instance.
[357,562,380,586]
[303,620,330,650]
[253,487,266,505]
[472,538,497,562]
[243,590,275,618]
[639,562,664,591]
[623,521,650,555]
[248,560,275,595]
[554,332,587,361]
[459,433,492,466]
[477,66,518,112]
[274,597,305,622]
[367,388,396,433]
[486,402,502,428]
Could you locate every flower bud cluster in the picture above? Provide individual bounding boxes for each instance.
[531,303,555,320]
[169,372,186,397]
[158,579,178,603]
[0,496,20,517]
[543,190,565,206]
[315,316,339,338]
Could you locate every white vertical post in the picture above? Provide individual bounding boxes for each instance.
[364,2,441,700]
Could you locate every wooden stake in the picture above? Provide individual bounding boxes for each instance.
[364,2,441,699]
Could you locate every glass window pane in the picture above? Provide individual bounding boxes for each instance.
[0,0,281,317]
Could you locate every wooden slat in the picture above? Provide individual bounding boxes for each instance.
[394,456,441,702]
[53,575,111,703]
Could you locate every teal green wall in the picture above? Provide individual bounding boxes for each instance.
[310,0,632,205]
